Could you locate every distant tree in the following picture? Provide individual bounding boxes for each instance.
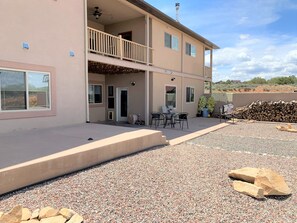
[248,77,267,84]
[268,76,296,85]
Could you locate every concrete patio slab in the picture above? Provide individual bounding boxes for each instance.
[0,117,229,195]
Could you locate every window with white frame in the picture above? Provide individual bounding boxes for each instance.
[88,84,102,104]
[204,48,211,67]
[185,43,196,57]
[164,32,179,51]
[165,86,176,108]
[0,69,50,111]
[186,87,195,103]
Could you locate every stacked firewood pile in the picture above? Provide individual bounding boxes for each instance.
[233,100,297,123]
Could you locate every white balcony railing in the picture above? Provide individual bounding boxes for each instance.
[88,27,152,65]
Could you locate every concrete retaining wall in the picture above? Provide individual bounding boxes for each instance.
[213,92,297,114]
[0,130,167,195]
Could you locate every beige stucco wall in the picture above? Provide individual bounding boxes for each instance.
[88,73,106,122]
[182,77,204,117]
[151,19,182,71]
[106,72,145,120]
[182,34,204,76]
[213,92,297,114]
[150,72,204,118]
[88,20,105,31]
[105,17,145,45]
[0,0,86,133]
[150,72,182,112]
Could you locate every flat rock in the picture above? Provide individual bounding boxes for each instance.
[67,213,83,223]
[59,208,75,220]
[228,167,260,183]
[30,209,39,219]
[40,216,66,223]
[0,214,20,223]
[39,207,59,219]
[21,220,40,223]
[8,205,23,220]
[233,180,264,199]
[254,169,291,196]
[22,208,32,221]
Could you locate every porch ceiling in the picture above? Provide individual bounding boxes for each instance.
[87,0,143,25]
[88,61,142,74]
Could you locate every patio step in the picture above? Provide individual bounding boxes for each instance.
[0,129,166,195]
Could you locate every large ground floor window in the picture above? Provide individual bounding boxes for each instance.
[0,69,50,111]
[165,85,176,108]
[88,84,103,104]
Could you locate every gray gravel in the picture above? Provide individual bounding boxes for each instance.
[0,121,296,222]
[190,121,297,158]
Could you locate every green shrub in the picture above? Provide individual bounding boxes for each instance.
[207,96,215,113]
[197,96,207,113]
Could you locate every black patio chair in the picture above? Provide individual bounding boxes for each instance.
[150,112,164,128]
[174,112,189,129]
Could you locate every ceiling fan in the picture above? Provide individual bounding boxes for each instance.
[93,7,103,20]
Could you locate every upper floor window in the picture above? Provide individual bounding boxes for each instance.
[186,87,195,103]
[0,69,50,111]
[185,43,196,57]
[89,84,102,104]
[205,48,211,67]
[164,32,179,51]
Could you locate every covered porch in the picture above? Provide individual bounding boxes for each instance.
[87,61,148,124]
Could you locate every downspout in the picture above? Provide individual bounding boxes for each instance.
[181,33,184,112]
[145,14,150,125]
[84,0,90,122]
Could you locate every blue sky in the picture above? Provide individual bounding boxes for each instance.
[145,0,297,81]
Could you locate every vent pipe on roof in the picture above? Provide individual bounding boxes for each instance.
[175,2,180,22]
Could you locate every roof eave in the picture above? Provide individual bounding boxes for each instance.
[126,0,220,49]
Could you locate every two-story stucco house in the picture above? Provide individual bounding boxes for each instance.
[0,0,218,133]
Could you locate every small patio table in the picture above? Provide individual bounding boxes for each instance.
[163,112,179,128]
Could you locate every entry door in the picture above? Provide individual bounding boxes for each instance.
[116,88,128,122]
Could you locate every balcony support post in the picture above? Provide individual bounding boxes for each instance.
[119,35,123,60]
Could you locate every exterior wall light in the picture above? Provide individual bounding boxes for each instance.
[131,81,136,86]
[171,78,175,81]
[22,42,29,49]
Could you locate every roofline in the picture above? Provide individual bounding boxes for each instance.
[126,0,220,49]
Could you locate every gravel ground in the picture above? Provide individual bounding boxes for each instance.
[0,121,296,222]
[190,121,297,157]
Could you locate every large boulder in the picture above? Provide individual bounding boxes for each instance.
[254,169,291,196]
[233,180,264,199]
[228,167,260,183]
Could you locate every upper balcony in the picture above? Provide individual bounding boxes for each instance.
[88,27,152,65]
[87,0,152,65]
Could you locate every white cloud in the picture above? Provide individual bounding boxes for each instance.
[213,34,297,81]
[239,34,250,40]
[285,50,297,63]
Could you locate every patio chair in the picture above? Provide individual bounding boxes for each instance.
[174,112,189,129]
[220,104,235,123]
[150,112,164,128]
[161,105,169,114]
